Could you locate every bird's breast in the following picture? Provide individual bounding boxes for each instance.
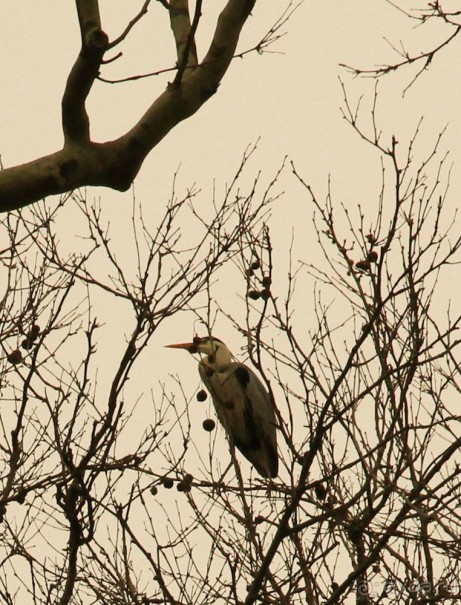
[199,362,258,447]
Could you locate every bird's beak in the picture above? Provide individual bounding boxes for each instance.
[165,342,197,353]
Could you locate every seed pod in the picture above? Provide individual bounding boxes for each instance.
[367,250,378,263]
[30,325,41,340]
[314,484,327,500]
[202,418,216,432]
[161,477,174,489]
[366,233,377,245]
[7,349,22,365]
[355,260,371,271]
[21,338,33,350]
[248,290,260,300]
[261,275,271,287]
[196,389,207,402]
[260,289,271,300]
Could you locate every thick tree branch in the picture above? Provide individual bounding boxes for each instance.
[169,0,199,71]
[62,1,108,143]
[0,0,256,213]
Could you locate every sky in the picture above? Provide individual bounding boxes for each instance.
[0,1,460,599]
[0,0,460,441]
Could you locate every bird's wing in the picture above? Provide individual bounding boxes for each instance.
[199,361,278,478]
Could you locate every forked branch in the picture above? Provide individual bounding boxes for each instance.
[0,0,257,213]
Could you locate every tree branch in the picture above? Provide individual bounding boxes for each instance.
[169,0,199,75]
[62,0,108,143]
[108,0,152,49]
[0,0,256,213]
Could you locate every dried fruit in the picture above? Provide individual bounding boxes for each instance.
[7,350,22,365]
[202,418,215,432]
[161,477,174,489]
[251,260,261,270]
[367,250,378,263]
[260,289,271,300]
[314,484,327,500]
[150,485,158,496]
[366,233,377,245]
[196,389,207,402]
[30,325,41,340]
[248,290,260,300]
[21,338,33,350]
[261,275,271,287]
[355,260,371,271]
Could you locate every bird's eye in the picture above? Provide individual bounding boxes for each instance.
[193,335,201,345]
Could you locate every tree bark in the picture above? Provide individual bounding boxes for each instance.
[0,0,256,213]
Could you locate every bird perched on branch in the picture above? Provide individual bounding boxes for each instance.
[166,336,278,478]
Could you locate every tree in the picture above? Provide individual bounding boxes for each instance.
[0,0,290,212]
[340,1,461,94]
[1,2,460,604]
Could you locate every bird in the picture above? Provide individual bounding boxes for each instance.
[166,336,278,478]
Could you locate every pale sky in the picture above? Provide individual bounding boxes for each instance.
[1,2,460,600]
[1,0,460,456]
[1,0,460,453]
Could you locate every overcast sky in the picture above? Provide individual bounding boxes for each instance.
[1,0,460,462]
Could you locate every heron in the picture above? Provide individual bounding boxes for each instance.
[166,336,278,478]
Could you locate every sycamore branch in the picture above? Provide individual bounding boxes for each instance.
[0,0,256,213]
[169,0,199,74]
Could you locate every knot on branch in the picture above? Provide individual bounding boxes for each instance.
[59,158,79,184]
[88,28,109,50]
[83,22,109,53]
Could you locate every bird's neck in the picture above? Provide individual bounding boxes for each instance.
[203,345,232,371]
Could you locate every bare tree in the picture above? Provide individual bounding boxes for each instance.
[0,1,294,213]
[0,145,281,603]
[1,110,460,604]
[1,2,460,605]
[340,1,461,93]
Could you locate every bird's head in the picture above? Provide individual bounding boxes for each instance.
[166,336,232,368]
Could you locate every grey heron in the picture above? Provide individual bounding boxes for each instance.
[166,336,278,478]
